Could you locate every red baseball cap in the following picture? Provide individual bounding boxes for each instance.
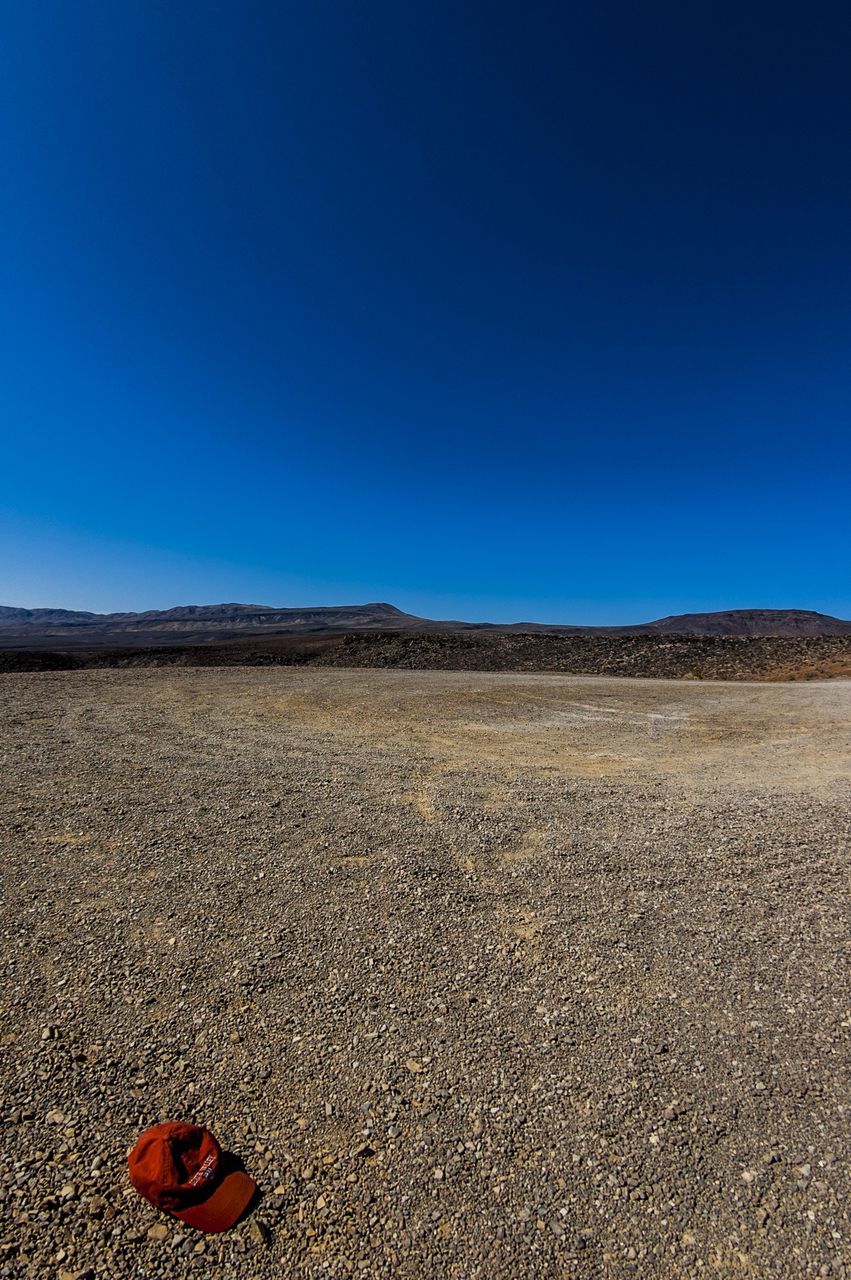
[128,1122,256,1233]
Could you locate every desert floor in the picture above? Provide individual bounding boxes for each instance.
[1,669,849,1278]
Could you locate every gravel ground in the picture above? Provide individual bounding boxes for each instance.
[0,668,849,1279]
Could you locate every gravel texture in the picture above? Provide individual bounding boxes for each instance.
[0,668,849,1279]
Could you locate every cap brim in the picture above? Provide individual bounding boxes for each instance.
[172,1167,257,1234]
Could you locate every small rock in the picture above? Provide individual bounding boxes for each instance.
[405,1059,423,1074]
[248,1219,271,1247]
[147,1223,169,1242]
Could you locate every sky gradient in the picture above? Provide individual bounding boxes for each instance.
[2,2,850,623]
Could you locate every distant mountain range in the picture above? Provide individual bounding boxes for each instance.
[0,602,849,649]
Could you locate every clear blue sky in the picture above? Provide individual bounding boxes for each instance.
[2,2,849,623]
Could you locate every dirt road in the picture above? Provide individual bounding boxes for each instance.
[1,670,848,1277]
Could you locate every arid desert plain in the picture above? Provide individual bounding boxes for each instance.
[1,668,849,1278]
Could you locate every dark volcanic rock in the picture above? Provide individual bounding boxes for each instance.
[0,632,848,680]
[316,631,851,680]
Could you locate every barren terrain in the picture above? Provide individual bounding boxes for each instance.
[2,603,848,650]
[2,631,851,682]
[1,669,849,1278]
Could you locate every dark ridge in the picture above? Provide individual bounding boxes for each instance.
[1,631,849,681]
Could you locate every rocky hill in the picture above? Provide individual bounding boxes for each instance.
[0,602,848,649]
[635,609,851,637]
[0,602,429,647]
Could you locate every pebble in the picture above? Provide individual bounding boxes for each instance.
[248,1219,271,1247]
